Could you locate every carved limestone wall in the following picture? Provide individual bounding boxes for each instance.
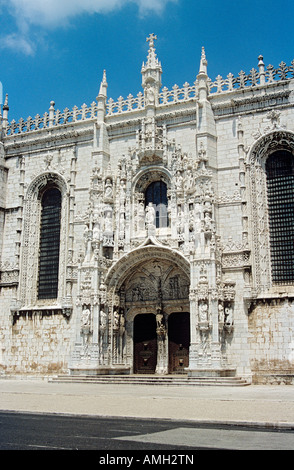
[248,298,294,384]
[6,311,73,375]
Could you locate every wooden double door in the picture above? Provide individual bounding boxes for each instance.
[133,312,190,374]
[168,312,190,374]
[133,314,157,374]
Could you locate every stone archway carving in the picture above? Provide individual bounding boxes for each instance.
[133,166,172,194]
[105,242,190,374]
[106,242,190,291]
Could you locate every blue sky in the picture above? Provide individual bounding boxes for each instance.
[0,0,293,122]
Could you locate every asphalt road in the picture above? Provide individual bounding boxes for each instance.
[0,411,294,451]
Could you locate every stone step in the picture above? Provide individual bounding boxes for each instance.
[49,374,250,386]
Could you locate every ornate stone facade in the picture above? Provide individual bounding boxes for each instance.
[1,36,294,384]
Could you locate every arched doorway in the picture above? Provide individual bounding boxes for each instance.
[133,314,157,374]
[168,312,190,374]
[105,243,191,375]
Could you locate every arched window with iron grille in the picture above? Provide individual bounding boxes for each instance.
[38,187,62,299]
[266,150,294,284]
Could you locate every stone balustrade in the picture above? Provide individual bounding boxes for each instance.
[4,57,294,136]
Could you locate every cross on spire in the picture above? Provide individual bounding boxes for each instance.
[146,33,157,49]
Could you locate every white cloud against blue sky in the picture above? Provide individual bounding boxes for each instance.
[5,0,177,26]
[0,0,178,55]
[0,0,293,122]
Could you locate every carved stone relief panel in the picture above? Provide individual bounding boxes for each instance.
[122,259,190,304]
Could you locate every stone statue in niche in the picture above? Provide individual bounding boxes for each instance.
[204,212,213,231]
[99,309,107,331]
[93,223,100,241]
[184,169,194,192]
[119,180,126,206]
[138,201,145,231]
[104,212,113,233]
[145,83,155,105]
[156,312,164,328]
[81,307,91,327]
[104,178,113,200]
[177,211,184,236]
[145,202,155,225]
[199,301,208,323]
[218,303,225,324]
[175,170,183,191]
[81,307,92,337]
[198,300,210,331]
[224,304,234,332]
[156,308,166,338]
[119,212,125,238]
[113,308,120,330]
[194,211,201,248]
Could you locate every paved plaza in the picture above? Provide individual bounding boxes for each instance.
[0,378,294,429]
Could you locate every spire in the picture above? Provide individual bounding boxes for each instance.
[97,70,108,122]
[141,34,162,106]
[199,47,207,75]
[3,93,9,111]
[98,70,108,99]
[2,94,9,129]
[197,47,209,101]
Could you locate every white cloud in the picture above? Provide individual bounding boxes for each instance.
[0,0,177,55]
[5,0,177,27]
[0,32,35,56]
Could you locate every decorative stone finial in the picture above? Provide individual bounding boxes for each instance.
[258,55,264,65]
[199,47,207,75]
[3,93,8,110]
[98,69,108,98]
[258,55,265,85]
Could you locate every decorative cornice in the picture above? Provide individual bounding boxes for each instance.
[211,89,291,113]
[4,126,93,153]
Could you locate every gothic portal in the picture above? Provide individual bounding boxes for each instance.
[104,244,190,374]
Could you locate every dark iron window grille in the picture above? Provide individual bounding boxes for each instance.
[145,180,169,228]
[38,187,61,299]
[266,150,294,285]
